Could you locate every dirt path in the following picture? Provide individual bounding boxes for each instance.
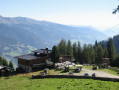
[79,68,119,78]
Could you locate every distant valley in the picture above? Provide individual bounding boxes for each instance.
[0,15,109,65]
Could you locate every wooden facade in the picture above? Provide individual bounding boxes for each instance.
[101,58,110,68]
[18,57,48,67]
[16,48,52,72]
[59,55,71,63]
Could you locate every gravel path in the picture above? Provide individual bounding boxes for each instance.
[79,68,119,78]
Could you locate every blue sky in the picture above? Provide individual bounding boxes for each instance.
[0,0,119,30]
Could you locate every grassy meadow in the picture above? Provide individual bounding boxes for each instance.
[0,74,119,90]
[0,66,119,90]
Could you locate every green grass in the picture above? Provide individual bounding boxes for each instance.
[0,76,119,90]
[83,65,93,70]
[1,67,119,90]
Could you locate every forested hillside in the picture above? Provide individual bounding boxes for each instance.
[51,38,118,67]
[99,35,119,53]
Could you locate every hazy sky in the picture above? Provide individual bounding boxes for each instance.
[0,0,119,30]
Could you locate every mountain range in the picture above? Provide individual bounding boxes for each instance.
[0,15,109,65]
[103,25,119,37]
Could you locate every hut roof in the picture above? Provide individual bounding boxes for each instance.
[15,54,40,60]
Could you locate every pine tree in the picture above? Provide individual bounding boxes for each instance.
[88,44,95,64]
[112,4,119,14]
[82,44,90,64]
[77,41,82,63]
[107,38,117,66]
[66,40,73,58]
[104,48,108,58]
[95,40,98,47]
[9,60,14,69]
[2,58,8,66]
[96,45,104,64]
[114,54,119,67]
[0,56,2,65]
[94,40,98,64]
[73,42,77,59]
[58,39,67,55]
[50,45,60,63]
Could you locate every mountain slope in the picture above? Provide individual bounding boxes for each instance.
[103,25,119,37]
[99,34,119,53]
[0,16,108,63]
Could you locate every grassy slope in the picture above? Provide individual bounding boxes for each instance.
[83,65,93,70]
[1,66,119,90]
[0,76,119,90]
